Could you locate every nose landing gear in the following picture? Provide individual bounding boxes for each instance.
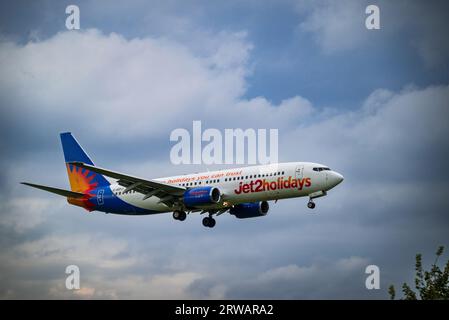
[307,200,316,209]
[307,190,327,209]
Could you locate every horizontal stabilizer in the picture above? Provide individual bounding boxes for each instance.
[21,182,85,198]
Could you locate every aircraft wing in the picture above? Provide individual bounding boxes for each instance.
[21,182,85,198]
[69,162,186,206]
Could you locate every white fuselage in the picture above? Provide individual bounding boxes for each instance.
[109,162,344,213]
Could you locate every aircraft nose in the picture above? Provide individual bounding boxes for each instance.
[327,171,344,188]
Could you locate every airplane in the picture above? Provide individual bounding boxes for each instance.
[21,132,344,228]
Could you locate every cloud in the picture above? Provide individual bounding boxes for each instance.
[0,232,200,299]
[296,0,449,67]
[0,28,314,143]
[0,197,56,233]
[0,29,243,137]
[297,0,366,54]
[13,233,140,269]
[46,272,202,299]
[0,231,204,299]
[283,84,449,181]
[189,256,371,299]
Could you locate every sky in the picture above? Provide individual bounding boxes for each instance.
[0,0,448,299]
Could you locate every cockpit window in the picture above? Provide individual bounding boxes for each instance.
[313,167,331,172]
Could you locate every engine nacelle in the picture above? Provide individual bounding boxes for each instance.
[229,201,269,219]
[183,186,221,207]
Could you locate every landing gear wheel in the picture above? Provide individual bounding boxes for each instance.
[173,210,187,221]
[202,217,216,228]
[307,201,315,209]
[178,211,186,221]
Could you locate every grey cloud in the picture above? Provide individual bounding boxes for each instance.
[296,0,449,67]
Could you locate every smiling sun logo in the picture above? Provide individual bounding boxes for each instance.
[65,164,98,211]
[66,164,98,193]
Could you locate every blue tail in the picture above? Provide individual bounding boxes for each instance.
[60,132,110,192]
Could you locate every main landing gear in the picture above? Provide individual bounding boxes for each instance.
[202,216,216,228]
[172,210,187,221]
[172,210,217,228]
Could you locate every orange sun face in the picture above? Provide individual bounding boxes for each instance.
[66,164,98,212]
[66,163,98,193]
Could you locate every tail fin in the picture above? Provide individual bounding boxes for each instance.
[60,132,110,193]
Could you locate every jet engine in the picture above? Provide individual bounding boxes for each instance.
[229,201,269,219]
[183,186,221,207]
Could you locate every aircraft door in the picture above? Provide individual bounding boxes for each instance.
[295,165,304,179]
